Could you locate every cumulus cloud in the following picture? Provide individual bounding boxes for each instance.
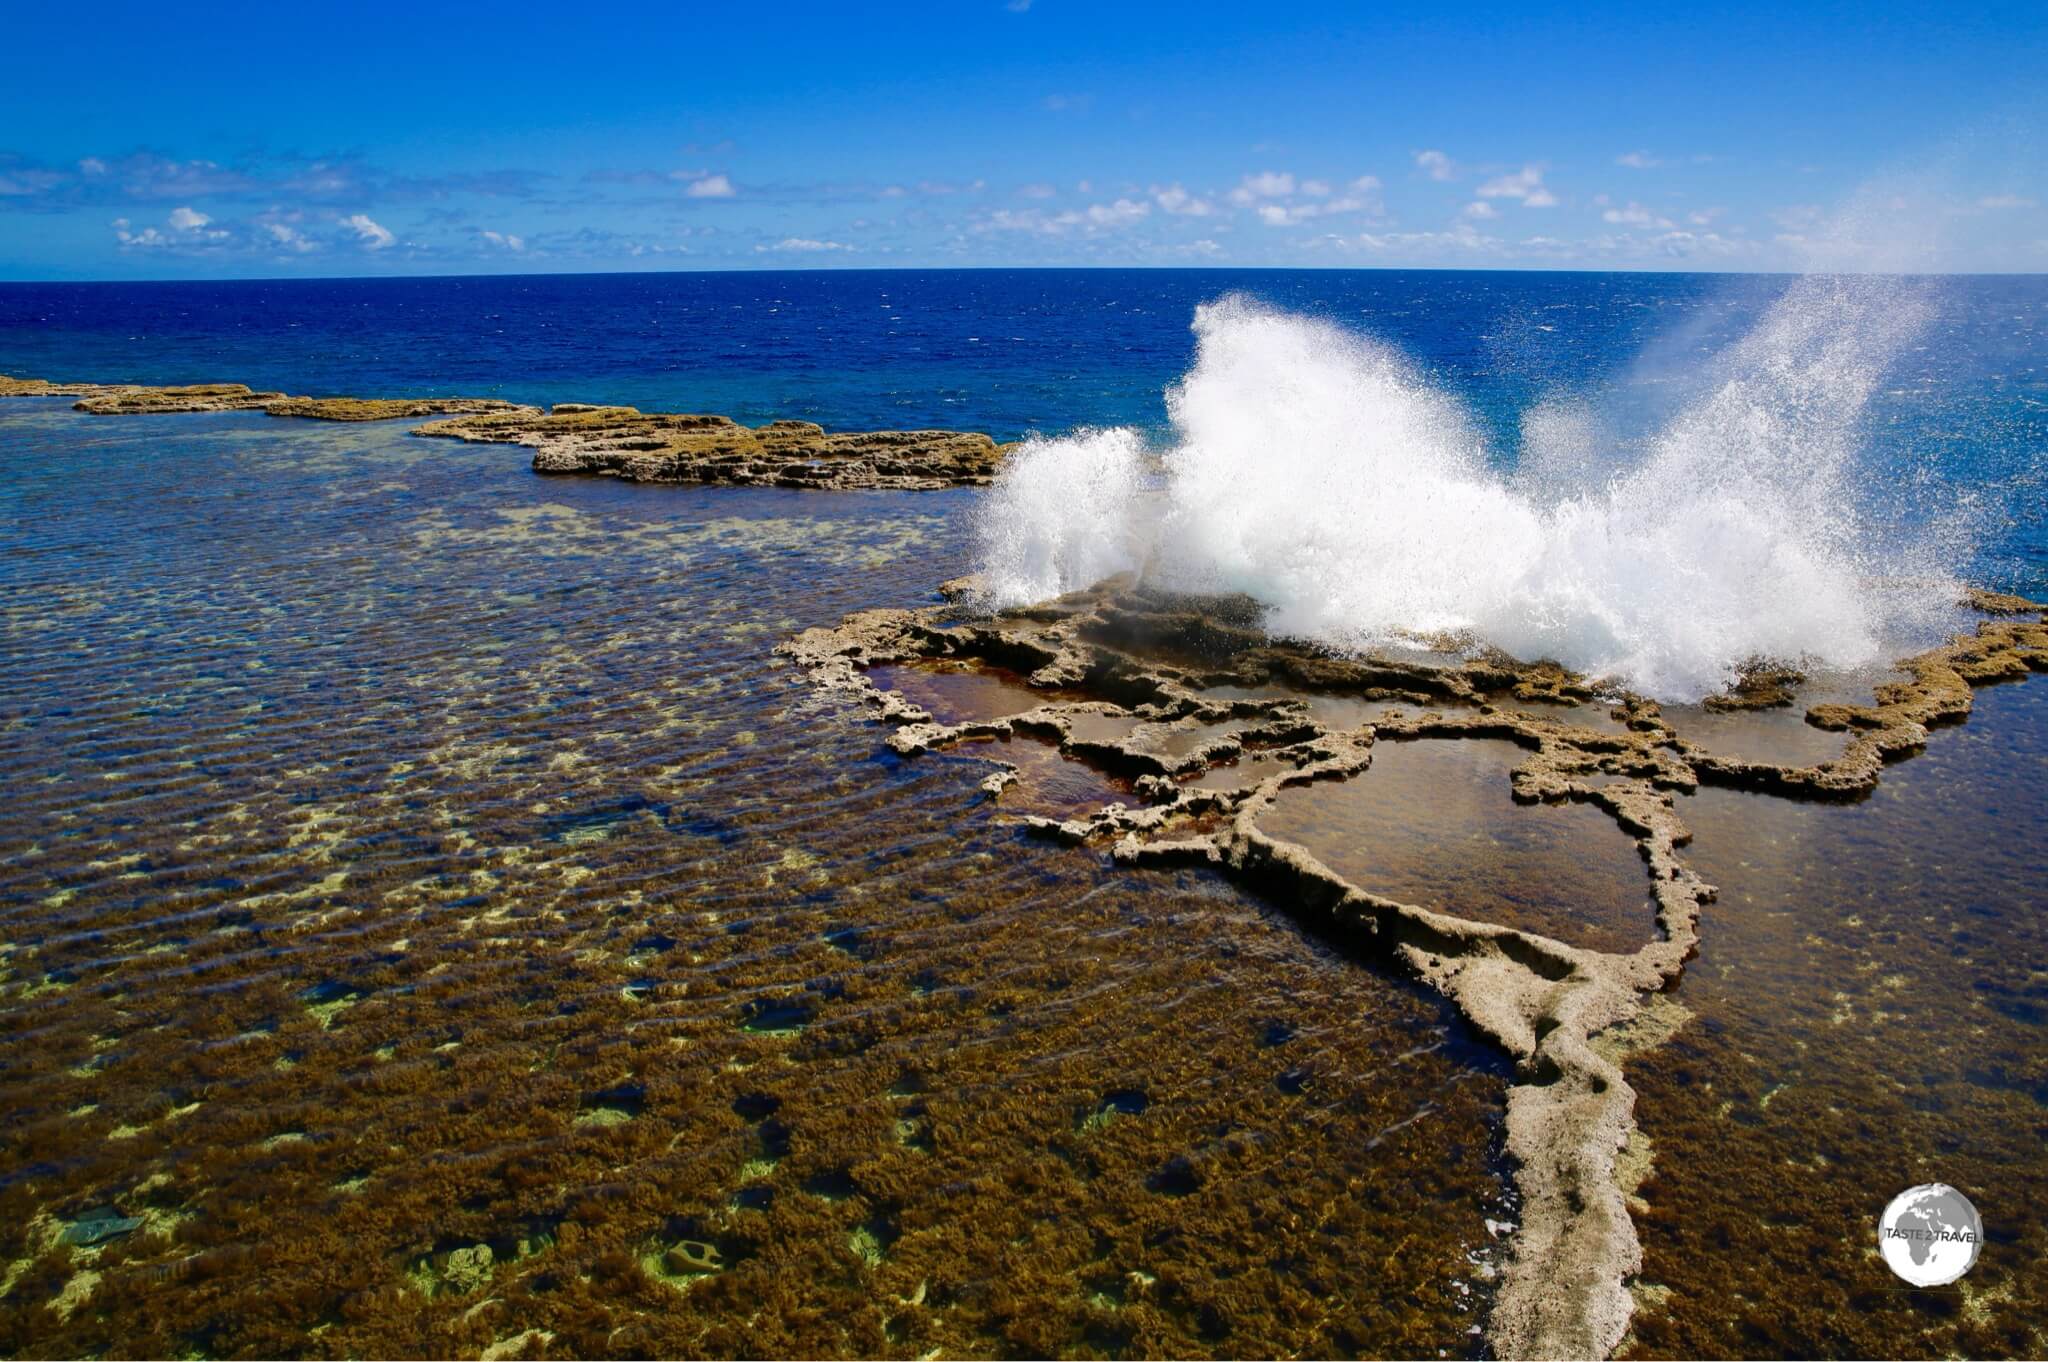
[343,213,394,249]
[1228,170,1295,204]
[682,173,736,198]
[1084,197,1149,226]
[111,218,166,248]
[1462,200,1499,220]
[1153,183,1214,216]
[1615,151,1661,169]
[480,229,526,250]
[1601,201,1673,228]
[112,205,229,248]
[757,237,852,252]
[264,221,315,252]
[1414,149,1456,181]
[1244,175,1381,226]
[1476,166,1557,207]
[979,197,1151,236]
[1318,221,1500,254]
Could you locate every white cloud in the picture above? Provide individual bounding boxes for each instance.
[1228,170,1295,204]
[1300,179,1332,198]
[116,206,228,248]
[1084,197,1150,226]
[979,197,1151,236]
[1601,201,1672,228]
[1463,200,1499,220]
[112,218,167,249]
[1018,182,1058,200]
[758,237,852,252]
[481,230,526,251]
[1615,151,1661,169]
[343,213,395,249]
[683,173,736,198]
[264,221,315,253]
[1245,176,1381,226]
[1414,149,1456,181]
[1153,183,1214,216]
[1476,166,1557,207]
[78,157,108,176]
[1319,221,1499,254]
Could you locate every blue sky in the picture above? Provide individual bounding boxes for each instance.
[1,0,2043,278]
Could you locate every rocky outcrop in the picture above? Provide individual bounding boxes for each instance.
[262,396,536,421]
[415,404,1016,490]
[2,374,1012,489]
[0,374,533,420]
[780,581,2047,1360]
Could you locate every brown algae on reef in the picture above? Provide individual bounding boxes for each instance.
[4,394,2042,1360]
[0,409,1517,1359]
[780,577,2048,1360]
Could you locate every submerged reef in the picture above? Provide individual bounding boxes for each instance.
[780,578,2047,1360]
[0,374,1013,490]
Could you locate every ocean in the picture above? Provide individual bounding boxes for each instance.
[0,269,2042,1358]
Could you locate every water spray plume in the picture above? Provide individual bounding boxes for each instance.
[976,282,1967,703]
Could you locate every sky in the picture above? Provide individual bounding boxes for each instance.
[1,0,2043,279]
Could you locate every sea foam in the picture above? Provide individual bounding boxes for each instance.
[974,281,1968,702]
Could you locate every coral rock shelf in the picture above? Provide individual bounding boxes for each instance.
[779,578,2048,1361]
[0,375,1015,491]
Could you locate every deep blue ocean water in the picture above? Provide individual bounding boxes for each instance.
[1,269,2043,592]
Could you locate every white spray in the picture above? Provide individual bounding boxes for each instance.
[974,279,1966,702]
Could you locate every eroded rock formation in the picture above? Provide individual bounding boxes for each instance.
[1,374,1013,490]
[415,405,1015,490]
[780,579,2047,1360]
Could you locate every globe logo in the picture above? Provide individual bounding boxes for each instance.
[1879,1183,1982,1287]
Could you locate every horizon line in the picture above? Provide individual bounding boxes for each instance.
[6,263,2047,288]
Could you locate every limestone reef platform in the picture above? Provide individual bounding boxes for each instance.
[0,375,1014,491]
[780,578,2047,1360]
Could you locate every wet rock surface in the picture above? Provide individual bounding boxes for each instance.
[0,375,534,421]
[417,404,1014,490]
[4,374,1011,491]
[781,577,2048,1360]
[3,374,1012,489]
